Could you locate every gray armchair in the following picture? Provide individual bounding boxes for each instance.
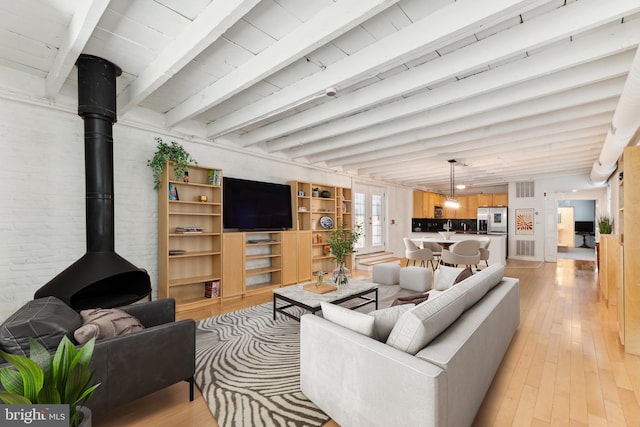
[0,298,195,415]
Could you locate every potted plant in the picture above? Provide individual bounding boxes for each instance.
[0,337,100,427]
[597,215,613,234]
[147,137,197,189]
[327,222,363,287]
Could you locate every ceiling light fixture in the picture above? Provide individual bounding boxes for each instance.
[456,184,466,190]
[445,159,459,209]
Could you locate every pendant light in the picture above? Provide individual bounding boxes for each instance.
[445,159,460,209]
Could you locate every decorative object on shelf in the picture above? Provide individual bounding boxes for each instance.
[312,271,327,288]
[323,245,330,255]
[298,190,304,196]
[327,222,363,288]
[312,187,319,197]
[0,336,100,427]
[321,190,331,198]
[319,216,334,229]
[147,137,197,189]
[199,195,208,202]
[597,215,613,234]
[183,170,189,183]
[315,234,323,243]
[169,249,187,256]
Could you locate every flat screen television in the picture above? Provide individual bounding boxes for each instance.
[223,177,292,230]
[574,221,594,233]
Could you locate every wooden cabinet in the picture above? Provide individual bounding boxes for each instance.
[476,194,493,207]
[222,230,312,297]
[158,163,223,314]
[493,193,508,206]
[291,181,352,274]
[598,234,618,306]
[413,191,508,218]
[621,146,640,354]
[222,232,244,298]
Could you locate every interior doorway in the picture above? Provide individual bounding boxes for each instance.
[353,183,385,255]
[557,200,596,261]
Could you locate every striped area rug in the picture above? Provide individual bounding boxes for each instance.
[195,303,326,427]
[195,283,417,426]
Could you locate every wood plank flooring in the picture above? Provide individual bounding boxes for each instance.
[93,259,640,427]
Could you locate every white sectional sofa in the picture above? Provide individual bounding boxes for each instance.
[300,264,520,427]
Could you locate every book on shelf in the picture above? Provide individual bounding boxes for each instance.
[207,169,222,186]
[175,226,203,233]
[168,183,179,200]
[204,280,220,298]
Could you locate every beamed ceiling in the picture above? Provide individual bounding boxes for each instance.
[2,0,640,193]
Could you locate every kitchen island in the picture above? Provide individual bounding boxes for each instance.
[411,232,507,266]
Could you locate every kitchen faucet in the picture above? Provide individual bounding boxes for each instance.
[445,220,452,231]
[463,223,467,231]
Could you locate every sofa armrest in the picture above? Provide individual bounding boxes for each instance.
[88,317,195,413]
[120,298,175,327]
[300,314,446,427]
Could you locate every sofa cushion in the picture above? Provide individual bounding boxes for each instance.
[368,304,415,341]
[74,308,144,344]
[434,265,464,290]
[0,296,82,356]
[386,285,467,354]
[320,302,376,338]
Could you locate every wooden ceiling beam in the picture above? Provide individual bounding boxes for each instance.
[165,0,401,127]
[267,18,640,154]
[118,0,261,115]
[248,0,640,149]
[204,0,548,138]
[45,0,110,97]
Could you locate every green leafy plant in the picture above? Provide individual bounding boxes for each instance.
[327,222,363,264]
[597,215,613,234]
[0,337,100,427]
[147,137,197,189]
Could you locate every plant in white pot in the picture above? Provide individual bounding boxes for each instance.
[0,336,100,427]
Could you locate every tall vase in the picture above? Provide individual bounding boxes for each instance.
[332,262,350,290]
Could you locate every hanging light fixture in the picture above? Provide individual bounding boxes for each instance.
[445,159,460,209]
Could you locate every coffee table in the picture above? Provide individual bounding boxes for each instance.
[273,280,378,321]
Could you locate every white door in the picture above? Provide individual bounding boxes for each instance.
[353,183,385,254]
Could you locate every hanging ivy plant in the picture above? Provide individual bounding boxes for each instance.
[147,137,197,189]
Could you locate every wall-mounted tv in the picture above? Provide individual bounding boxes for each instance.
[223,177,292,231]
[574,221,594,233]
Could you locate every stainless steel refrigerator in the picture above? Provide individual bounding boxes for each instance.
[477,207,508,234]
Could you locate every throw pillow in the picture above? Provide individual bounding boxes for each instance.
[0,297,82,357]
[320,302,376,338]
[368,304,415,342]
[453,267,474,285]
[433,265,464,290]
[74,308,144,344]
[391,292,430,307]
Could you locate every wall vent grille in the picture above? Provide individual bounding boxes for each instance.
[516,181,535,198]
[516,240,535,256]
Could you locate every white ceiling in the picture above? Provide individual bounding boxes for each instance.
[2,0,640,193]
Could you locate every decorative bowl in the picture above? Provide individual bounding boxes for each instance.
[439,231,455,240]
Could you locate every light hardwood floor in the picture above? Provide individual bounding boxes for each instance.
[93,259,640,426]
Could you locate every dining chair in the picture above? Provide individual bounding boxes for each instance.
[440,239,481,267]
[403,238,436,269]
